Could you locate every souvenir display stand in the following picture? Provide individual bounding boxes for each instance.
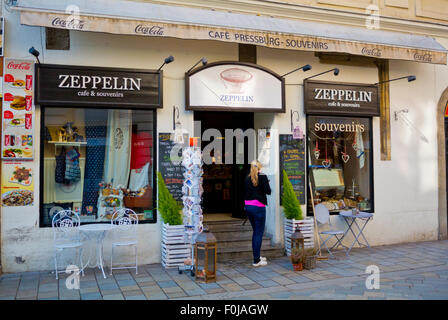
[178,146,204,276]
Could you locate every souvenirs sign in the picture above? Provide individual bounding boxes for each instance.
[2,59,35,160]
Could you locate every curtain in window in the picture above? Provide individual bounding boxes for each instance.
[103,110,132,188]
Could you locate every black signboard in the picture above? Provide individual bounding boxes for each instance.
[35,64,162,108]
[279,134,306,205]
[304,80,379,116]
[158,133,186,203]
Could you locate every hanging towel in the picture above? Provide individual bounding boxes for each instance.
[65,148,81,183]
[355,131,365,169]
[55,147,67,184]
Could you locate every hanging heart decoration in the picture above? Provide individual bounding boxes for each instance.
[352,143,358,152]
[341,153,350,163]
[322,159,331,168]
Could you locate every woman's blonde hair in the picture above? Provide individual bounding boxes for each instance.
[250,160,262,187]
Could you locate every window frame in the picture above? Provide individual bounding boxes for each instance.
[306,115,374,215]
[39,105,158,227]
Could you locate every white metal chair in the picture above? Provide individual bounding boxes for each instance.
[52,210,84,279]
[314,203,348,258]
[110,208,139,275]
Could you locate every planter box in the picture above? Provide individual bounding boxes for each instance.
[284,217,314,256]
[161,223,191,268]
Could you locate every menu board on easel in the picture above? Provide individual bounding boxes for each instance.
[279,134,305,205]
[158,132,187,202]
[1,59,35,160]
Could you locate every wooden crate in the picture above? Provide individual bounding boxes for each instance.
[284,217,315,256]
[161,223,191,268]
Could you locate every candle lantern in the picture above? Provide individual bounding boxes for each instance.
[194,229,217,283]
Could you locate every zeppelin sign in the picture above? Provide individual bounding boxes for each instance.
[35,64,162,108]
[304,80,379,116]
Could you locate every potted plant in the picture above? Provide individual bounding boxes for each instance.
[282,170,314,255]
[290,247,304,271]
[303,248,318,270]
[157,171,190,268]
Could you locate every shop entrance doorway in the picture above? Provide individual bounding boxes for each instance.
[194,111,254,220]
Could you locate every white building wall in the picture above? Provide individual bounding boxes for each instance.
[1,6,447,272]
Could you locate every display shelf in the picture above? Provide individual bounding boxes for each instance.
[48,141,87,147]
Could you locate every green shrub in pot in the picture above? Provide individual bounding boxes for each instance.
[157,171,183,225]
[281,170,303,220]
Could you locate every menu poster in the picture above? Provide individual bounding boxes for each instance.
[158,133,187,203]
[1,162,34,206]
[1,59,35,160]
[279,134,306,205]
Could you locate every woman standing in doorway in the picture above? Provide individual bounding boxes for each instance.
[244,160,271,267]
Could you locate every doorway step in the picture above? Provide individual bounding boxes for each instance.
[205,220,284,262]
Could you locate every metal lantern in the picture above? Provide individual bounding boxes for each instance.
[194,229,217,283]
[290,229,305,254]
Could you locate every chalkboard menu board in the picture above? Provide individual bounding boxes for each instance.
[158,133,186,203]
[279,134,306,205]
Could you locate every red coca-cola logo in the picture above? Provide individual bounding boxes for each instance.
[7,62,32,70]
[4,74,14,83]
[4,111,14,119]
[4,93,14,101]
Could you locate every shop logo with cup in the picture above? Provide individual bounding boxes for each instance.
[219,68,254,103]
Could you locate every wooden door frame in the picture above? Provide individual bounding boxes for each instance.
[437,87,448,240]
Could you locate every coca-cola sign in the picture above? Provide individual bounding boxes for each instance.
[36,64,162,108]
[134,25,164,36]
[52,17,85,30]
[7,62,32,71]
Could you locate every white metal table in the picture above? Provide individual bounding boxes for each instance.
[339,210,373,255]
[79,223,115,278]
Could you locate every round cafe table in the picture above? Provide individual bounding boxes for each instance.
[79,223,115,279]
[338,210,373,255]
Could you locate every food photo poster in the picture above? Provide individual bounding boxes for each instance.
[2,58,35,160]
[1,162,34,207]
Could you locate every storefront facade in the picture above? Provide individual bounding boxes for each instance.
[1,0,448,272]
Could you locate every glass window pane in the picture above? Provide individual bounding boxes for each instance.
[41,107,155,226]
[307,116,372,212]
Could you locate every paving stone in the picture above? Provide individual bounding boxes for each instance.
[80,292,102,300]
[103,294,124,300]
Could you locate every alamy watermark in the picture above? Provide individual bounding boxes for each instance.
[365,5,380,30]
[365,265,380,290]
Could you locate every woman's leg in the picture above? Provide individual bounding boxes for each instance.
[252,206,266,263]
[244,205,259,263]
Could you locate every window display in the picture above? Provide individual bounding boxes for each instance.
[307,116,373,212]
[41,107,155,226]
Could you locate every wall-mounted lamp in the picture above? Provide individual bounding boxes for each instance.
[28,47,40,64]
[290,110,300,131]
[304,68,339,81]
[157,55,175,72]
[374,75,416,85]
[187,57,208,73]
[173,105,180,130]
[281,64,312,77]
[394,109,408,121]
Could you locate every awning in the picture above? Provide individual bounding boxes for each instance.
[14,0,447,65]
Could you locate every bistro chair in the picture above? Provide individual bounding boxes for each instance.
[52,210,84,280]
[314,203,348,258]
[110,208,139,275]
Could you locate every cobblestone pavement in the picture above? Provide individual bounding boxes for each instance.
[1,240,448,300]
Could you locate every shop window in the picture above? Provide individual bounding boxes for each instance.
[307,116,373,213]
[40,107,155,226]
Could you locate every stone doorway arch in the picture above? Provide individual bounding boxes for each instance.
[437,87,448,240]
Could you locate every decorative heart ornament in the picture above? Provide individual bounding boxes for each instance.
[322,159,331,168]
[341,153,350,163]
[314,150,320,159]
[352,143,358,152]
